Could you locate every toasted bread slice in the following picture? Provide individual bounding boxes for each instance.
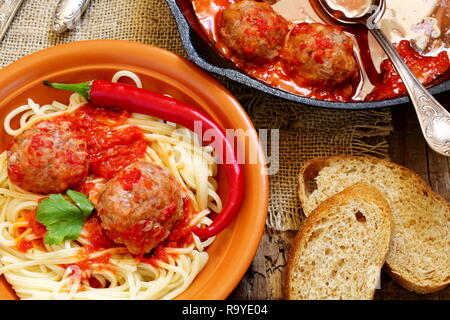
[286,183,392,300]
[298,155,450,294]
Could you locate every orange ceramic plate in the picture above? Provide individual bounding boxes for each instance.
[0,40,268,300]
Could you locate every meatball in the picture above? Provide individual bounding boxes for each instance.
[218,0,289,63]
[95,161,184,255]
[281,23,358,85]
[7,121,89,194]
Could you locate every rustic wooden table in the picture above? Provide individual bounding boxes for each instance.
[230,91,450,300]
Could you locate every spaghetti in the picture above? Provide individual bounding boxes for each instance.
[0,71,221,299]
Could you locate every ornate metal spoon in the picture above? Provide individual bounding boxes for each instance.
[0,0,25,42]
[317,0,450,156]
[52,0,91,33]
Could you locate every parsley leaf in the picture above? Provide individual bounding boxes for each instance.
[36,190,94,245]
[67,190,94,219]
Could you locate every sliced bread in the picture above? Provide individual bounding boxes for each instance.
[298,155,450,294]
[286,183,392,300]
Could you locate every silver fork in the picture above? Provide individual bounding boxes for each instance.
[318,0,450,157]
[0,0,25,42]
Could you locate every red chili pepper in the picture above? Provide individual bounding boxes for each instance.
[44,80,244,239]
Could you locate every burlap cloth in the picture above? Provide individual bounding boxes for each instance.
[0,0,392,231]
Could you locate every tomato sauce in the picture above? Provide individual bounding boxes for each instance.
[368,40,450,100]
[71,251,111,271]
[15,211,47,252]
[16,238,33,253]
[8,163,24,183]
[76,182,97,197]
[53,104,147,180]
[137,198,195,267]
[26,212,47,237]
[192,0,450,102]
[82,216,116,250]
[28,134,53,157]
[16,236,45,253]
[164,198,195,248]
[118,168,143,191]
[107,223,168,255]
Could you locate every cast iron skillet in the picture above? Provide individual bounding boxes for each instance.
[166,0,450,110]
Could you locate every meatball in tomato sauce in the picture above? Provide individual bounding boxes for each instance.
[281,23,358,86]
[218,0,289,63]
[95,161,184,255]
[7,121,89,194]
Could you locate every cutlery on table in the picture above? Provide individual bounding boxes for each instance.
[52,0,91,33]
[0,0,25,42]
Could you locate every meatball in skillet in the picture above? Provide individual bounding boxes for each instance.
[95,161,184,255]
[7,121,89,194]
[218,0,289,63]
[281,23,358,86]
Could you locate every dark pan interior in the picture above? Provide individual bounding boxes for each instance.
[166,0,450,110]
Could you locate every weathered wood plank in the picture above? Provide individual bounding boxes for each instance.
[422,91,450,300]
[388,104,430,182]
[229,229,296,300]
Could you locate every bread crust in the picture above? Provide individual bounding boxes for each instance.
[297,155,450,294]
[299,155,450,217]
[285,183,392,300]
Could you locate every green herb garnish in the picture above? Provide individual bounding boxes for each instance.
[36,190,94,245]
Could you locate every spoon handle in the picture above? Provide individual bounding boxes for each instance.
[370,26,450,156]
[0,0,25,42]
[52,0,91,33]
